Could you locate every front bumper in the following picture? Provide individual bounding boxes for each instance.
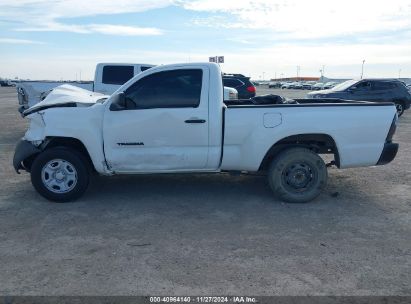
[13,140,41,173]
[376,142,399,166]
[18,106,26,114]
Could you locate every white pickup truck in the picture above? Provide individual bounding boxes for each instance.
[13,63,399,203]
[16,63,237,113]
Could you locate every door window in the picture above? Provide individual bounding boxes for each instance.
[354,81,371,91]
[372,82,396,90]
[223,78,243,88]
[124,69,203,109]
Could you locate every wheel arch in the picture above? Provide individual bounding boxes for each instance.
[42,137,95,171]
[393,99,406,116]
[259,133,340,171]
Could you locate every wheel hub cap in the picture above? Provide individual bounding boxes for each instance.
[41,159,78,194]
[55,171,65,181]
[282,162,316,192]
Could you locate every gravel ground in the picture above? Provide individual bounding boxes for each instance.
[0,86,410,296]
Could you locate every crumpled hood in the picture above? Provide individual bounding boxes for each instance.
[23,84,109,117]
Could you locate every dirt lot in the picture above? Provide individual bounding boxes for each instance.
[0,86,410,296]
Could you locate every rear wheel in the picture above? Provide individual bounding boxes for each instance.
[31,147,90,202]
[395,101,405,117]
[268,147,328,203]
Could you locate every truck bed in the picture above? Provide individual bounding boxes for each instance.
[221,99,396,172]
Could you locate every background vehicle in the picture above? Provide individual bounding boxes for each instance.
[1,79,16,87]
[14,63,398,204]
[307,79,411,116]
[223,73,256,99]
[268,81,282,88]
[302,81,316,90]
[312,82,325,90]
[291,82,303,89]
[224,87,238,100]
[323,82,338,89]
[281,82,293,89]
[16,63,155,112]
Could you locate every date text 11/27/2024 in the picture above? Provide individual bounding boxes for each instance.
[149,296,257,303]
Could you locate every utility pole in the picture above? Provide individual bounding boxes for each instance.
[361,60,365,79]
[263,72,265,81]
[296,66,300,80]
[399,69,402,79]
[321,65,325,82]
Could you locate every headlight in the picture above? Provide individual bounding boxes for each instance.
[24,112,46,142]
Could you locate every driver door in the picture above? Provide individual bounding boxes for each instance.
[350,81,372,101]
[103,67,210,173]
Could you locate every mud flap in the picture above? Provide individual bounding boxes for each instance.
[13,140,41,173]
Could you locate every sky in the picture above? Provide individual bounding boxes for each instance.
[0,0,411,80]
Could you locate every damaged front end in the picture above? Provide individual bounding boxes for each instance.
[13,140,41,173]
[13,84,109,174]
[21,84,108,117]
[13,111,46,173]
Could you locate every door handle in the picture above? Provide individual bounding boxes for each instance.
[185,119,206,124]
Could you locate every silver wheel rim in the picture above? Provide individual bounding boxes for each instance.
[41,159,78,194]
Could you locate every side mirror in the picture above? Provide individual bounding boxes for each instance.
[109,92,126,111]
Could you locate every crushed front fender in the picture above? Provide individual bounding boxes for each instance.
[13,140,41,173]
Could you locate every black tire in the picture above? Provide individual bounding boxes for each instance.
[30,147,90,202]
[268,147,328,203]
[395,101,405,117]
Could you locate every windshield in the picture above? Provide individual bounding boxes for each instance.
[331,79,358,91]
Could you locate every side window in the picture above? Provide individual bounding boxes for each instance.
[140,66,152,72]
[102,65,134,85]
[124,69,203,109]
[223,78,242,88]
[355,81,371,90]
[372,82,396,90]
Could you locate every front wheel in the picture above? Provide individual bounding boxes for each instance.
[395,102,405,117]
[31,147,90,202]
[268,148,328,203]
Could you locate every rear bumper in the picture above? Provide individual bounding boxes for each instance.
[376,142,399,166]
[13,140,40,173]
